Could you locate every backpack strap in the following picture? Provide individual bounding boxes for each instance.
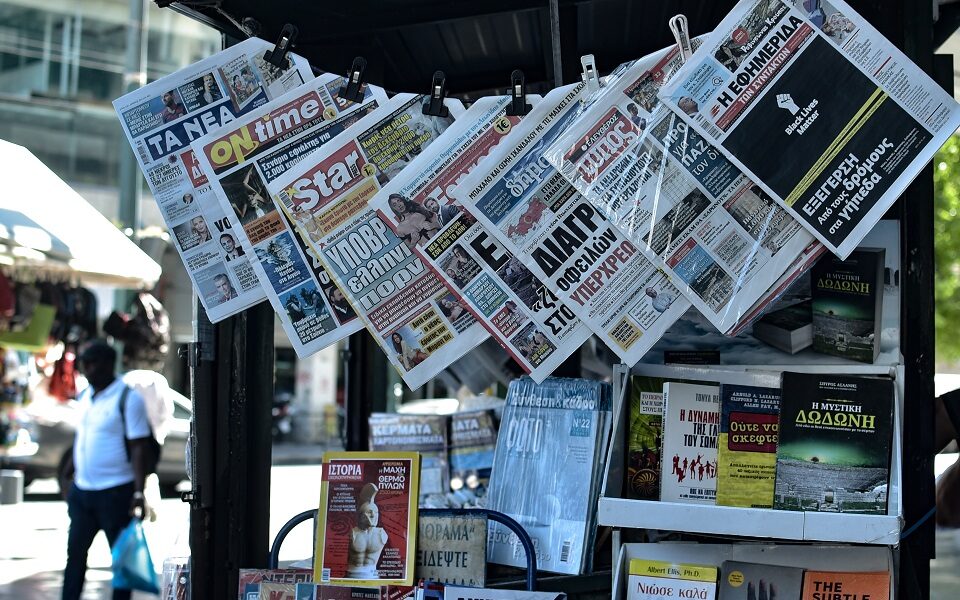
[118,384,132,461]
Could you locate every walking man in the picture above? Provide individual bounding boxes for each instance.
[63,340,149,600]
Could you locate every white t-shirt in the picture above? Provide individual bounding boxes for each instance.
[74,377,151,491]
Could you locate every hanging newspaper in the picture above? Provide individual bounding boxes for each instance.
[658,0,960,259]
[545,43,823,334]
[454,85,690,366]
[372,96,593,382]
[267,94,489,389]
[113,37,313,322]
[191,74,388,356]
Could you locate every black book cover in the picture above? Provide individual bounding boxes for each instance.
[811,248,885,363]
[752,300,813,354]
[774,372,894,514]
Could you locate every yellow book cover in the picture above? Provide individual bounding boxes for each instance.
[627,559,718,600]
[314,451,421,587]
[715,384,780,508]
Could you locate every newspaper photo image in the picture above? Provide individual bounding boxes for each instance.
[658,0,960,258]
[545,42,820,334]
[113,37,313,322]
[371,96,593,382]
[191,73,388,356]
[454,84,690,366]
[266,94,490,389]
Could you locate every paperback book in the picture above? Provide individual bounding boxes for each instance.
[774,373,894,514]
[416,514,487,586]
[294,585,381,600]
[449,409,498,493]
[801,571,889,600]
[715,384,781,508]
[751,300,813,354]
[718,561,803,600]
[811,249,885,363]
[627,559,718,600]
[368,413,449,499]
[315,452,420,586]
[259,582,297,600]
[660,382,720,504]
[626,386,664,501]
[238,569,312,600]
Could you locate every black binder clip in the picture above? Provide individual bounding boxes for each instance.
[422,71,449,118]
[339,57,368,103]
[505,70,532,117]
[263,24,298,69]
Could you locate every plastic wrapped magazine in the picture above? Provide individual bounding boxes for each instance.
[191,74,387,356]
[486,377,612,575]
[113,38,313,322]
[658,0,960,259]
[371,96,593,382]
[454,84,690,366]
[545,41,822,334]
[265,94,488,389]
[368,413,449,501]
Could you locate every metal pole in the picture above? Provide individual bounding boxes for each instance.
[548,0,563,87]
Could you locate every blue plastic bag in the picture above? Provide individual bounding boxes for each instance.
[112,518,161,594]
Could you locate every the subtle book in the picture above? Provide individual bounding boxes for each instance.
[752,300,813,354]
[715,384,781,508]
[627,386,664,501]
[774,373,894,514]
[719,561,803,600]
[415,513,487,586]
[811,248,885,363]
[627,559,718,600]
[660,382,720,504]
[801,571,889,600]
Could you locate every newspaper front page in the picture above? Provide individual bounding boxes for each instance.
[113,38,313,322]
[267,94,489,389]
[658,0,960,259]
[191,74,388,356]
[372,97,593,382]
[454,85,690,366]
[546,42,822,334]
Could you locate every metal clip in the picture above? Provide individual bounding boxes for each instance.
[505,69,532,116]
[263,24,298,69]
[580,55,602,97]
[669,15,693,63]
[422,70,450,118]
[339,57,368,103]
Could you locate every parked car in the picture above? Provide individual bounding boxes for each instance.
[1,384,191,497]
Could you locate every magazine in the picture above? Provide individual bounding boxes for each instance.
[658,0,960,258]
[191,74,387,355]
[113,38,313,322]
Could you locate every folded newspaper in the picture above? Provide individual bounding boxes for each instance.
[191,74,388,356]
[371,96,594,382]
[113,38,314,322]
[454,84,690,365]
[266,94,491,389]
[658,0,960,259]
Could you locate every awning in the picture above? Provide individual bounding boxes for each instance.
[0,139,161,288]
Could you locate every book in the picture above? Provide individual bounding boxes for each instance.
[774,373,894,514]
[449,409,498,494]
[659,382,720,504]
[715,384,781,508]
[295,585,382,600]
[315,452,420,586]
[416,513,487,586]
[811,249,885,363]
[801,571,889,600]
[486,377,612,575]
[719,561,803,600]
[443,587,566,600]
[626,386,664,501]
[238,569,312,600]
[751,300,813,354]
[627,559,718,600]
[369,413,449,499]
[259,582,297,600]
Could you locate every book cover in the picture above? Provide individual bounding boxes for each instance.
[443,587,566,600]
[715,384,781,508]
[751,300,813,354]
[238,569,312,600]
[811,249,885,363]
[416,513,487,586]
[259,582,297,600]
[627,559,718,600]
[626,386,664,501]
[369,413,449,498]
[801,571,889,600]
[449,409,498,493]
[774,373,894,514]
[295,585,383,600]
[719,561,803,600]
[315,451,421,586]
[486,377,612,575]
[659,382,720,504]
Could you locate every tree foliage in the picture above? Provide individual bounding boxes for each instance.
[935,134,960,364]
